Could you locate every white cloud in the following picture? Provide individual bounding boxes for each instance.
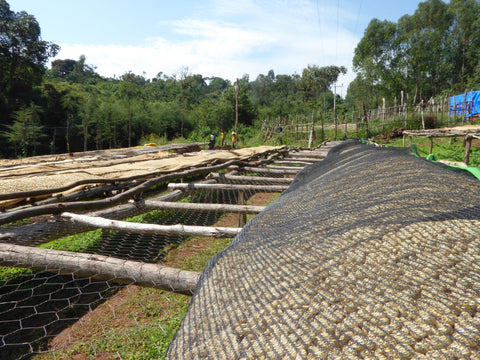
[54,0,361,89]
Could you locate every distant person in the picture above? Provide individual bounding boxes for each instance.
[220,131,226,146]
[209,133,216,149]
[231,132,237,148]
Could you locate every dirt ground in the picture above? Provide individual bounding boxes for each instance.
[41,192,278,359]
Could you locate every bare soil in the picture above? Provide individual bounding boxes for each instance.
[38,192,279,359]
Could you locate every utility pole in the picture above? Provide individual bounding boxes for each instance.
[333,83,343,140]
[333,83,337,140]
[235,78,239,148]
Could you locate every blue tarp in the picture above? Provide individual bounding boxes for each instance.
[450,91,480,118]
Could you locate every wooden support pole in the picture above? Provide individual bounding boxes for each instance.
[235,166,302,175]
[264,165,305,171]
[0,243,200,295]
[167,183,288,193]
[272,160,313,166]
[288,152,327,159]
[62,212,242,238]
[429,137,434,155]
[144,200,265,214]
[237,191,247,227]
[464,135,472,166]
[206,173,293,185]
[284,156,322,162]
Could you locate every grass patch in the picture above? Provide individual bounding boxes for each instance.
[383,136,480,167]
[0,266,33,285]
[38,229,103,252]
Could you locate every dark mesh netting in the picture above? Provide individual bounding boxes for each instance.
[166,140,480,359]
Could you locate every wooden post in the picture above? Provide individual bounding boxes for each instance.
[355,112,359,138]
[363,103,368,138]
[453,95,457,125]
[421,100,425,129]
[237,191,246,227]
[295,115,298,140]
[401,91,404,127]
[440,96,444,126]
[447,94,451,127]
[308,121,314,148]
[464,135,472,166]
[321,109,325,142]
[429,137,434,155]
[405,93,409,128]
[382,98,385,132]
[394,96,397,128]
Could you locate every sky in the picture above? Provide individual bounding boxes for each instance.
[10,0,426,94]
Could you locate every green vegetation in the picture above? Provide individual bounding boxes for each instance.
[0,266,33,285]
[2,0,479,159]
[383,136,480,167]
[38,229,102,252]
[347,0,480,109]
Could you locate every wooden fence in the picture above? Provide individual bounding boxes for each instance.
[262,92,478,144]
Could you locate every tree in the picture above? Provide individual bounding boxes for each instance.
[80,95,98,151]
[51,59,77,77]
[0,0,59,113]
[3,103,45,157]
[61,92,79,153]
[117,82,142,147]
[352,18,399,101]
[350,0,480,105]
[448,0,480,90]
[299,65,347,106]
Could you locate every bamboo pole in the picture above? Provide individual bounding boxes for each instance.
[0,243,200,295]
[62,212,242,238]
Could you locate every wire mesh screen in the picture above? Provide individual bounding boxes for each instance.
[0,150,294,360]
[166,140,480,359]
